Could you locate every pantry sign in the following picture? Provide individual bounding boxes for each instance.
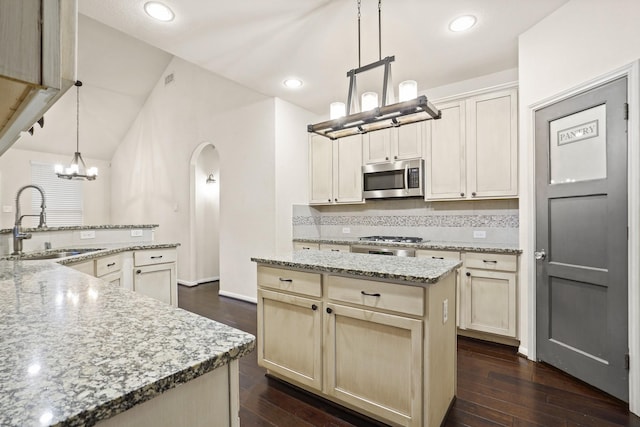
[557,119,599,146]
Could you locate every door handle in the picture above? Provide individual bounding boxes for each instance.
[534,249,546,260]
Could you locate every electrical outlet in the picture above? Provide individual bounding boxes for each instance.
[130,229,143,237]
[443,299,448,324]
[473,230,487,239]
[342,227,351,234]
[80,230,95,239]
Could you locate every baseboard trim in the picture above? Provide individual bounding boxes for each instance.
[219,290,257,304]
[178,276,220,287]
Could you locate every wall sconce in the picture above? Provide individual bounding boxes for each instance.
[206,173,216,184]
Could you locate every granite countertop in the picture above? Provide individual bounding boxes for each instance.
[0,224,159,234]
[252,250,462,284]
[293,237,522,254]
[0,243,180,264]
[0,260,255,426]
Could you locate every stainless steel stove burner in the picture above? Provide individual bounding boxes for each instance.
[358,236,424,244]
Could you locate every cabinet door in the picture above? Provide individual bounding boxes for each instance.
[425,101,466,200]
[309,135,333,204]
[133,263,176,306]
[394,121,423,160]
[463,269,516,338]
[0,0,41,84]
[324,303,423,427]
[363,129,392,164]
[466,88,518,198]
[416,249,463,328]
[101,270,122,287]
[293,242,319,251]
[257,289,322,390]
[333,135,363,203]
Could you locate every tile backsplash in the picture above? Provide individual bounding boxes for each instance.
[293,199,519,245]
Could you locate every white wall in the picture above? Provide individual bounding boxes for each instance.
[195,144,219,282]
[274,98,319,254]
[518,0,640,365]
[110,56,305,301]
[0,148,111,230]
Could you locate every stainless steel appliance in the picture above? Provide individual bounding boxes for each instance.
[362,159,424,199]
[351,235,425,257]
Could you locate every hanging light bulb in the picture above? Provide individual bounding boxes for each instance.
[398,80,418,102]
[55,81,98,181]
[330,102,346,119]
[361,92,379,111]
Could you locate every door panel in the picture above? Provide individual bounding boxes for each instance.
[535,77,628,401]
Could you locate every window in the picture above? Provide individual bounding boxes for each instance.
[30,162,83,227]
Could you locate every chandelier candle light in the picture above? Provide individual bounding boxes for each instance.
[55,81,98,181]
[308,0,440,140]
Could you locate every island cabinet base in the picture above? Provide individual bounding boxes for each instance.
[96,360,240,427]
[256,264,457,427]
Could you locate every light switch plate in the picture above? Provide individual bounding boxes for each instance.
[443,299,448,324]
[473,230,487,239]
[80,230,95,239]
[342,227,351,234]
[130,229,143,237]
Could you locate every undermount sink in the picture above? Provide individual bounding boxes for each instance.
[21,248,105,260]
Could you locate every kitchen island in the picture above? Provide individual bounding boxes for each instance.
[0,260,255,426]
[251,251,461,427]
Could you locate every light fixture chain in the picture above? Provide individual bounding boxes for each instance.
[357,0,361,68]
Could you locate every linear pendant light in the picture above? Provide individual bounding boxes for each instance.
[308,0,440,140]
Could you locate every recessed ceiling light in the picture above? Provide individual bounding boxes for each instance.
[144,1,175,22]
[283,78,303,89]
[449,15,477,32]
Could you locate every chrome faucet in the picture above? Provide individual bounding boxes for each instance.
[12,185,47,255]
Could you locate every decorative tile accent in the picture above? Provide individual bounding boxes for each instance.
[294,214,518,228]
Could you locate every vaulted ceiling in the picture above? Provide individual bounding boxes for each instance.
[14,0,569,161]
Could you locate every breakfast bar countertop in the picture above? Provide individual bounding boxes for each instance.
[0,260,255,427]
[252,250,462,284]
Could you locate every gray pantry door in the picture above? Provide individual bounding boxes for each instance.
[535,77,628,402]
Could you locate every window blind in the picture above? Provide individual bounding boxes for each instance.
[30,162,83,227]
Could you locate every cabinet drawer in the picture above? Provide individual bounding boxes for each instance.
[293,242,320,251]
[257,266,321,297]
[134,249,177,267]
[327,275,424,317]
[95,254,121,277]
[319,243,350,253]
[464,252,517,272]
[415,249,460,260]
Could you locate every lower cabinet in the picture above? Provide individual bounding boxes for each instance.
[133,249,178,307]
[293,242,319,251]
[256,265,456,427]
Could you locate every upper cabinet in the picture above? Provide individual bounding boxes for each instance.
[0,0,77,155]
[309,134,363,205]
[363,122,423,164]
[425,88,518,200]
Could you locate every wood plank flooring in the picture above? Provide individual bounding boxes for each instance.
[178,282,640,427]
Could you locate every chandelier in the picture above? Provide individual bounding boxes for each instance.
[308,0,440,140]
[55,81,98,180]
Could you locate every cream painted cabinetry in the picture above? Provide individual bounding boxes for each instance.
[363,122,423,164]
[416,249,462,327]
[309,134,363,205]
[0,0,76,155]
[95,254,122,287]
[133,249,178,307]
[320,243,350,252]
[293,242,320,251]
[425,88,518,200]
[461,252,517,339]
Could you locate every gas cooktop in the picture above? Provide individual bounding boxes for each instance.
[358,236,424,243]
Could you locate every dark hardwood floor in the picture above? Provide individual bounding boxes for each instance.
[178,282,640,427]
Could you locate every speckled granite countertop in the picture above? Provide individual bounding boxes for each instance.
[0,243,180,264]
[252,251,462,284]
[293,237,522,254]
[0,260,255,426]
[0,224,158,234]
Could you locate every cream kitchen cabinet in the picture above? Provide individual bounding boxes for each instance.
[95,254,122,287]
[416,249,462,327]
[0,0,76,155]
[425,88,518,200]
[309,134,363,205]
[363,122,424,165]
[133,249,178,307]
[460,252,517,339]
[293,242,320,251]
[319,243,350,253]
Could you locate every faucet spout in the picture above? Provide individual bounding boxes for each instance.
[12,185,47,255]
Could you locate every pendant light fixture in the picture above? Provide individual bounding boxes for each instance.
[308,0,440,140]
[55,81,98,180]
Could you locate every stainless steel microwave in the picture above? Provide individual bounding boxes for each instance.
[362,159,424,199]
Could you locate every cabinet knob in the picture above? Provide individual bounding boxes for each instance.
[326,307,333,314]
[471,192,477,197]
[311,304,318,311]
[328,199,331,202]
[136,269,142,274]
[460,192,465,197]
[334,198,338,202]
[385,157,389,160]
[466,272,471,277]
[394,155,398,159]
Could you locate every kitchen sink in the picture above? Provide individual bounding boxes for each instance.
[20,248,105,260]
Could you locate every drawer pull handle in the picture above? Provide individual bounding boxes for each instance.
[311,304,318,311]
[331,249,339,252]
[482,260,498,264]
[136,269,142,274]
[107,262,116,267]
[431,256,444,260]
[150,255,163,260]
[361,291,381,297]
[326,307,333,314]
[279,278,293,283]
